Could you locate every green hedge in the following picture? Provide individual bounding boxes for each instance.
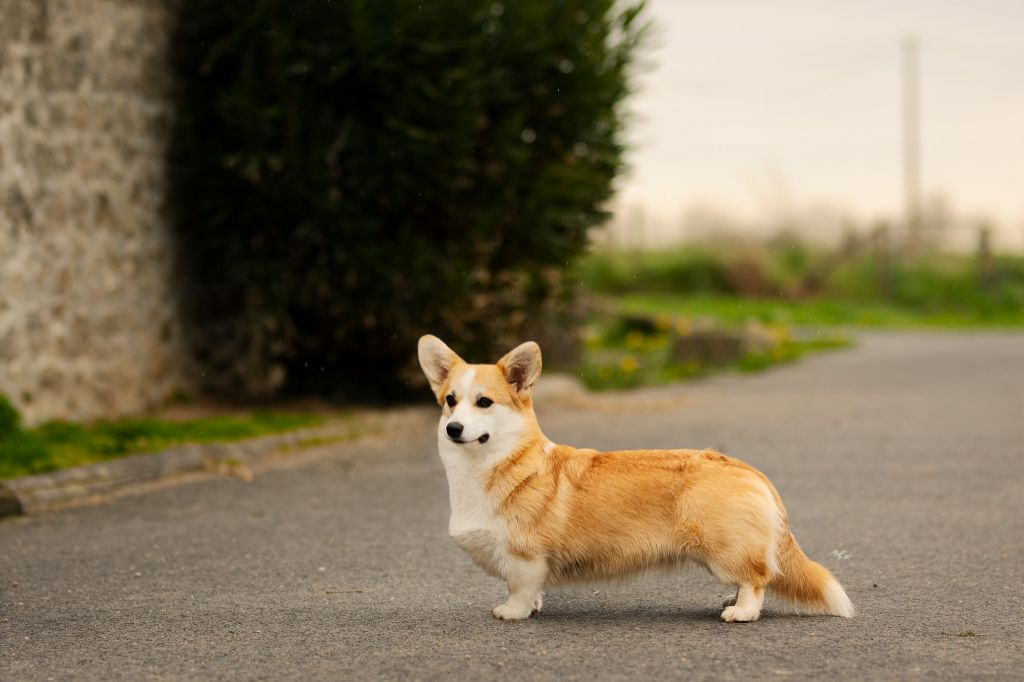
[170,0,646,398]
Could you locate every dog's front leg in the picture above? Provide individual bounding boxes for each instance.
[493,557,547,621]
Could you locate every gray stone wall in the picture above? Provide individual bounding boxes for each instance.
[0,0,193,425]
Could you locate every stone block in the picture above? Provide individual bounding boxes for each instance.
[670,329,749,367]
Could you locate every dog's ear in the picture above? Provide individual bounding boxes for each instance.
[498,341,542,397]
[418,335,463,399]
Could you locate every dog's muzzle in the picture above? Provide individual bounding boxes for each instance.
[446,421,489,445]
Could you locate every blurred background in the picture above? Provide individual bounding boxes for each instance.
[611,1,1024,253]
[1,0,1022,478]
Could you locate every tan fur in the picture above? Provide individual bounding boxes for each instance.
[418,335,854,621]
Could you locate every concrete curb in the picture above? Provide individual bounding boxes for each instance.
[0,378,592,520]
[0,416,382,518]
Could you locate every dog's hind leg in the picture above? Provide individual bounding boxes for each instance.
[720,583,764,622]
[703,534,773,621]
[704,480,782,622]
[712,548,771,621]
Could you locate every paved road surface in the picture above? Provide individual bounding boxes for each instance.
[2,332,1023,680]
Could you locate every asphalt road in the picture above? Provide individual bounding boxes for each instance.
[2,331,1023,680]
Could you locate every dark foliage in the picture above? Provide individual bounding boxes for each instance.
[0,394,21,440]
[170,0,646,398]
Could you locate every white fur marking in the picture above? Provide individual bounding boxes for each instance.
[824,579,856,618]
[454,368,476,400]
[437,367,530,582]
[492,557,547,620]
[721,583,763,622]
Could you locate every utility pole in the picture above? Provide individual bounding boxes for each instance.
[902,35,921,238]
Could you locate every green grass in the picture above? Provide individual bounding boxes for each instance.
[580,331,701,390]
[578,318,851,391]
[736,336,851,372]
[577,246,1024,327]
[0,409,323,480]
[612,294,1024,328]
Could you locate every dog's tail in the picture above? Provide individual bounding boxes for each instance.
[769,530,854,618]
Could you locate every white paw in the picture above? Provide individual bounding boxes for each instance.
[532,592,544,614]
[720,605,760,622]
[493,601,534,620]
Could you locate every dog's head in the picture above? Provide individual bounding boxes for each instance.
[417,335,542,453]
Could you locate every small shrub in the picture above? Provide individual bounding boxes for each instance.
[0,433,51,480]
[0,395,22,440]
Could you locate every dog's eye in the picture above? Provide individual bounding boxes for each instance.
[476,397,493,408]
[445,394,456,408]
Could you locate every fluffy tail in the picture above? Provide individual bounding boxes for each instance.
[769,531,854,618]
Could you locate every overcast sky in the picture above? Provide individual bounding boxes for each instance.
[615,0,1024,247]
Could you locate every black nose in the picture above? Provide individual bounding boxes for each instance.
[446,422,464,439]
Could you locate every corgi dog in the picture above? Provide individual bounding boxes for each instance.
[417,335,854,622]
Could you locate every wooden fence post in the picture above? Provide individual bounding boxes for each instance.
[977,224,994,291]
[875,221,892,300]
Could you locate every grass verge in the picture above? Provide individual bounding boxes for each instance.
[0,403,323,480]
[611,294,1024,328]
[736,336,851,372]
[579,316,850,391]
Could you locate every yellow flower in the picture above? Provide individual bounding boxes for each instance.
[620,355,639,373]
[675,318,693,336]
[625,331,645,349]
[766,324,790,342]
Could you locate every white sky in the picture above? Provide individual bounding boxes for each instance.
[615,0,1024,248]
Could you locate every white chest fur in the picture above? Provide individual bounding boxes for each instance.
[439,446,506,578]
